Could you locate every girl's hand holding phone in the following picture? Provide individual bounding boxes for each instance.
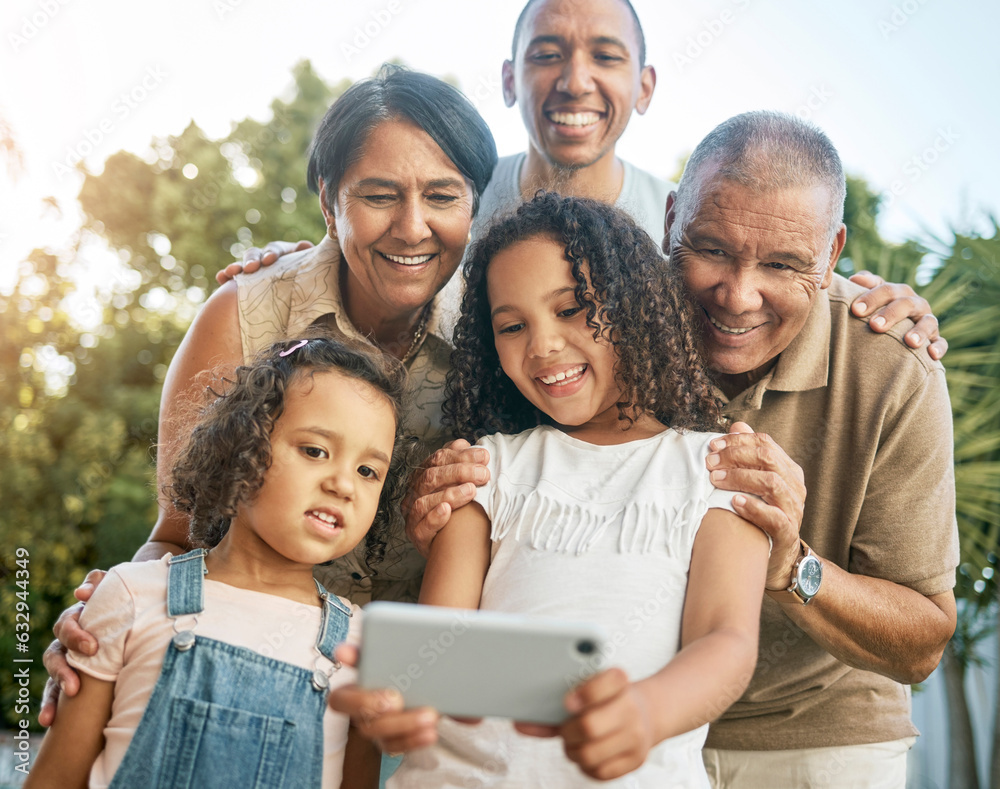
[516,667,655,781]
[329,644,441,754]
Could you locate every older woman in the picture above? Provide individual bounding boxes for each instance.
[149,66,496,605]
[41,65,497,719]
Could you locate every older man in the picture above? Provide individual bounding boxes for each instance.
[664,111,958,787]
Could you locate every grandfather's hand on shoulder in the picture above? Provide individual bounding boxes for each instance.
[706,423,805,589]
[404,440,490,557]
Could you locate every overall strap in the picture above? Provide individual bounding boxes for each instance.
[166,549,208,618]
[314,581,352,662]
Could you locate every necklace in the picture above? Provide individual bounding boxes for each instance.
[400,304,432,364]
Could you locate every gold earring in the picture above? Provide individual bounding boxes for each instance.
[467,230,472,244]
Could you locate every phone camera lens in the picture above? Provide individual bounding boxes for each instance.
[576,640,596,655]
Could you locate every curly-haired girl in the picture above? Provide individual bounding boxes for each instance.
[388,193,770,788]
[28,336,411,789]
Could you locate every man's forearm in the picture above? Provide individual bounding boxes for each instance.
[775,560,956,684]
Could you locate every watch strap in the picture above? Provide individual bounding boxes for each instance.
[766,586,809,605]
[765,539,818,605]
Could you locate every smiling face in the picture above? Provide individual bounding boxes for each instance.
[229,369,397,569]
[666,168,846,394]
[503,0,654,171]
[323,118,475,327]
[487,235,624,435]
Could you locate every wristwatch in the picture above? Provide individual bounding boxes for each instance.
[766,539,823,605]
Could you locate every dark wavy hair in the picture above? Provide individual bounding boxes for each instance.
[166,336,413,571]
[444,192,722,440]
[307,64,497,217]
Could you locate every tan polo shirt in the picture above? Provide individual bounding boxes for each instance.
[235,235,453,604]
[706,274,959,750]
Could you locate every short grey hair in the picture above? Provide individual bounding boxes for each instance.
[671,111,846,254]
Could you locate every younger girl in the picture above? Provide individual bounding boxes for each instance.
[27,336,412,789]
[389,193,770,788]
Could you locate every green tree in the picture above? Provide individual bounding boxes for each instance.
[840,177,1000,789]
[76,60,342,314]
[0,60,346,728]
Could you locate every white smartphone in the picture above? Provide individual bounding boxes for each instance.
[358,602,610,725]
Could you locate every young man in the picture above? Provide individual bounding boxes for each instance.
[480,0,665,236]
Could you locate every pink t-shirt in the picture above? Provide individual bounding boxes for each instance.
[68,555,361,789]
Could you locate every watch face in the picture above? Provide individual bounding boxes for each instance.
[797,555,823,598]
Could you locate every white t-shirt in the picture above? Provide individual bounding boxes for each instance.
[68,555,362,789]
[438,153,674,338]
[391,425,736,789]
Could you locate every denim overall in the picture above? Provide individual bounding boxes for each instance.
[108,549,351,789]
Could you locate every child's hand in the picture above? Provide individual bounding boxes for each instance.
[556,668,656,781]
[328,644,440,754]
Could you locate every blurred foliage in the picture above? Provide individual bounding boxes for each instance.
[0,60,346,727]
[1,62,997,734]
[839,176,1000,611]
[76,60,341,310]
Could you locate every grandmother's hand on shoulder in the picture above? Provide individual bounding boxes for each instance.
[214,239,314,285]
[403,440,490,557]
[706,423,805,590]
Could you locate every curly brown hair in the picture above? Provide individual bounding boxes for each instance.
[444,191,722,440]
[166,335,414,571]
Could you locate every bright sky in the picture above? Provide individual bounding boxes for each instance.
[2,0,998,301]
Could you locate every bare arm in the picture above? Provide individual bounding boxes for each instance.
[145,279,244,555]
[639,509,769,738]
[340,724,381,789]
[710,424,957,684]
[773,567,955,684]
[417,501,492,608]
[404,440,490,558]
[24,673,114,789]
[328,503,491,750]
[539,509,769,781]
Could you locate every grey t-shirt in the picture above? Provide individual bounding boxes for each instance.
[439,152,674,338]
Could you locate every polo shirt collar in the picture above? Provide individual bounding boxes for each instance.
[766,286,831,393]
[717,287,831,410]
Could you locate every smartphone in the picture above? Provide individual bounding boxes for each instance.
[358,602,610,725]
